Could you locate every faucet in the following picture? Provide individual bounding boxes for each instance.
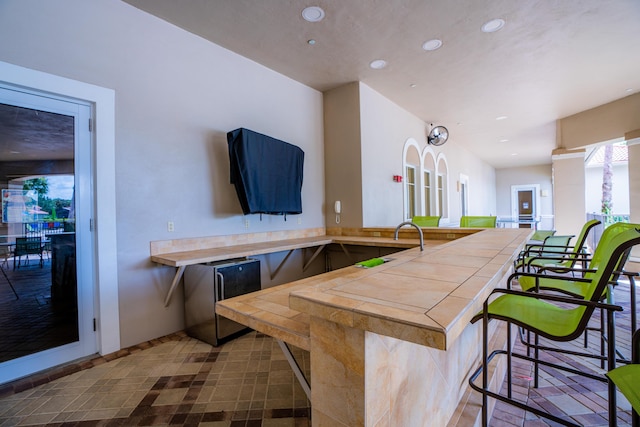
[394,221,424,251]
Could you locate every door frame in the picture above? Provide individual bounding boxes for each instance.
[511,184,540,220]
[0,62,120,359]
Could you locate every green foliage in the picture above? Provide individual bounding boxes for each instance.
[22,177,49,197]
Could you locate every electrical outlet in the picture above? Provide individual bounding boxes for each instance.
[244,219,250,229]
[167,221,174,232]
[297,217,302,225]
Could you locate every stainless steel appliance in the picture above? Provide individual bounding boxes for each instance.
[184,258,261,346]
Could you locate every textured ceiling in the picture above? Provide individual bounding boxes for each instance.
[0,103,74,162]
[41,1,640,169]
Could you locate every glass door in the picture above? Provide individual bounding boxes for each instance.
[0,85,95,383]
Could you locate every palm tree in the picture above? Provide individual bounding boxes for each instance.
[601,145,613,225]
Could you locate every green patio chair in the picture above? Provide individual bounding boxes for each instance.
[517,222,638,359]
[469,225,640,427]
[460,216,496,228]
[514,234,574,272]
[607,328,640,427]
[411,216,440,227]
[520,219,601,273]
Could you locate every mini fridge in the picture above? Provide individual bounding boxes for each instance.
[184,258,261,346]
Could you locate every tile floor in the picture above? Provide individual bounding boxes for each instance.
[0,331,310,426]
[0,281,637,426]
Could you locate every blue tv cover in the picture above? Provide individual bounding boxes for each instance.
[228,128,304,216]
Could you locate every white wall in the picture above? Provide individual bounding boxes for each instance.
[0,0,325,347]
[585,163,630,215]
[359,83,497,226]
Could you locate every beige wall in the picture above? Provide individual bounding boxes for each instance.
[627,137,640,263]
[496,165,554,229]
[328,82,498,228]
[559,92,640,149]
[323,83,363,228]
[552,151,587,236]
[554,93,640,239]
[0,0,325,347]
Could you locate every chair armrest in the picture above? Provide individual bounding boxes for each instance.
[487,286,623,312]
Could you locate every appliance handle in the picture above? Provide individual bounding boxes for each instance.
[216,271,225,301]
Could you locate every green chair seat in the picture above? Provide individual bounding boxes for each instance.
[606,364,640,413]
[481,293,586,340]
[606,328,640,424]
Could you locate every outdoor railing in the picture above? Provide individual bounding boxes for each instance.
[586,212,630,250]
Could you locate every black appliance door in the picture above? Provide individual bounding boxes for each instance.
[215,260,261,341]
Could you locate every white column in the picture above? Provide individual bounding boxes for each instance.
[626,131,640,263]
[551,149,586,236]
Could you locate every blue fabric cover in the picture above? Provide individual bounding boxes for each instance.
[228,128,304,216]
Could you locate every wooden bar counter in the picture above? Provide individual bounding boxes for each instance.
[216,228,531,426]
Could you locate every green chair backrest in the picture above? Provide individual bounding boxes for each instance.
[412,216,441,227]
[537,235,573,257]
[460,216,497,228]
[529,230,555,242]
[581,223,640,300]
[571,219,601,256]
[562,224,640,337]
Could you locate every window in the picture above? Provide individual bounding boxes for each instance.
[459,173,469,217]
[405,165,416,219]
[437,174,445,217]
[424,171,432,215]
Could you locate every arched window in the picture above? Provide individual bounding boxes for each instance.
[404,143,420,220]
[436,154,450,220]
[422,149,436,215]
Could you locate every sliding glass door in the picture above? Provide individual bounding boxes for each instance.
[0,85,96,383]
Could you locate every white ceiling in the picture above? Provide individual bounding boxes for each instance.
[123,0,640,169]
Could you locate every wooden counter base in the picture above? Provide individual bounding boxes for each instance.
[216,228,531,426]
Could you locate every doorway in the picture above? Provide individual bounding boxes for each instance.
[0,85,95,383]
[511,184,540,229]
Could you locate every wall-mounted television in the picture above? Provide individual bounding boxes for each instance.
[228,128,304,218]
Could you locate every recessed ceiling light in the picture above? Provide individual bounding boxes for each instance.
[511,153,518,156]
[410,84,417,88]
[495,115,508,120]
[422,39,443,51]
[369,59,387,70]
[482,18,505,33]
[302,6,325,22]
[626,88,634,93]
[307,39,316,45]
[500,139,509,143]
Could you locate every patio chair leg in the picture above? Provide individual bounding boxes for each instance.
[607,309,617,427]
[0,266,18,299]
[507,323,512,398]
[534,333,540,389]
[482,311,489,427]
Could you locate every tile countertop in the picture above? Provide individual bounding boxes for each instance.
[151,235,423,267]
[216,228,531,352]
